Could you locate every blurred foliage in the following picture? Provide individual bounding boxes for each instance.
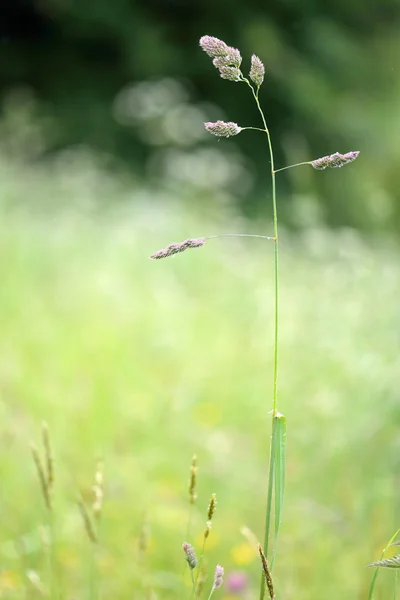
[1,0,400,231]
[0,146,399,599]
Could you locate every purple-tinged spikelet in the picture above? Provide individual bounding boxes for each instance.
[200,36,230,58]
[182,542,198,570]
[149,238,205,260]
[204,121,242,138]
[212,565,224,591]
[249,55,265,87]
[311,151,360,170]
[200,35,242,82]
[218,66,242,82]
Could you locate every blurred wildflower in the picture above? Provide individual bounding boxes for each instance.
[226,571,249,594]
[311,151,360,170]
[249,55,265,87]
[204,121,242,138]
[231,542,257,565]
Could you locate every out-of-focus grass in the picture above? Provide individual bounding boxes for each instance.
[0,153,399,599]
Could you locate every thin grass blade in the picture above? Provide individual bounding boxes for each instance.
[271,412,286,570]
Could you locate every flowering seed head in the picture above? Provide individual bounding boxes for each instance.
[149,238,205,260]
[204,121,242,138]
[199,36,230,58]
[311,151,360,170]
[182,542,198,570]
[218,66,242,82]
[250,54,265,87]
[212,565,224,591]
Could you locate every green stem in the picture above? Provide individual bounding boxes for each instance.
[273,161,311,173]
[244,80,279,600]
[241,126,268,133]
[205,234,275,241]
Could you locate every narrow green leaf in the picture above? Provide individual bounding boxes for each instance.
[271,412,286,569]
[368,528,400,600]
[367,555,400,569]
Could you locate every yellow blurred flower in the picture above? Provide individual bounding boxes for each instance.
[231,542,257,565]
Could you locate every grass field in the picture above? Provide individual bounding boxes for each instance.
[0,152,399,599]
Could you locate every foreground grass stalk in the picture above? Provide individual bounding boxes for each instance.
[151,34,360,598]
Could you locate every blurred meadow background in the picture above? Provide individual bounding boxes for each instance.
[1,1,400,599]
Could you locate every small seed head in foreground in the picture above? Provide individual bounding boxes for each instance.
[204,121,242,138]
[207,493,217,521]
[188,454,197,504]
[249,55,265,87]
[311,151,360,170]
[182,542,198,570]
[31,444,52,511]
[41,421,54,492]
[212,565,224,591]
[78,498,97,544]
[258,544,275,600]
[92,461,103,519]
[149,238,205,260]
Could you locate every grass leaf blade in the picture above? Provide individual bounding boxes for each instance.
[271,412,286,570]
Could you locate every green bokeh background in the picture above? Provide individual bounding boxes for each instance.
[0,2,399,599]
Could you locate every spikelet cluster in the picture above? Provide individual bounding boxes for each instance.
[149,238,205,260]
[311,151,360,170]
[249,55,265,87]
[200,36,242,82]
[204,121,242,138]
